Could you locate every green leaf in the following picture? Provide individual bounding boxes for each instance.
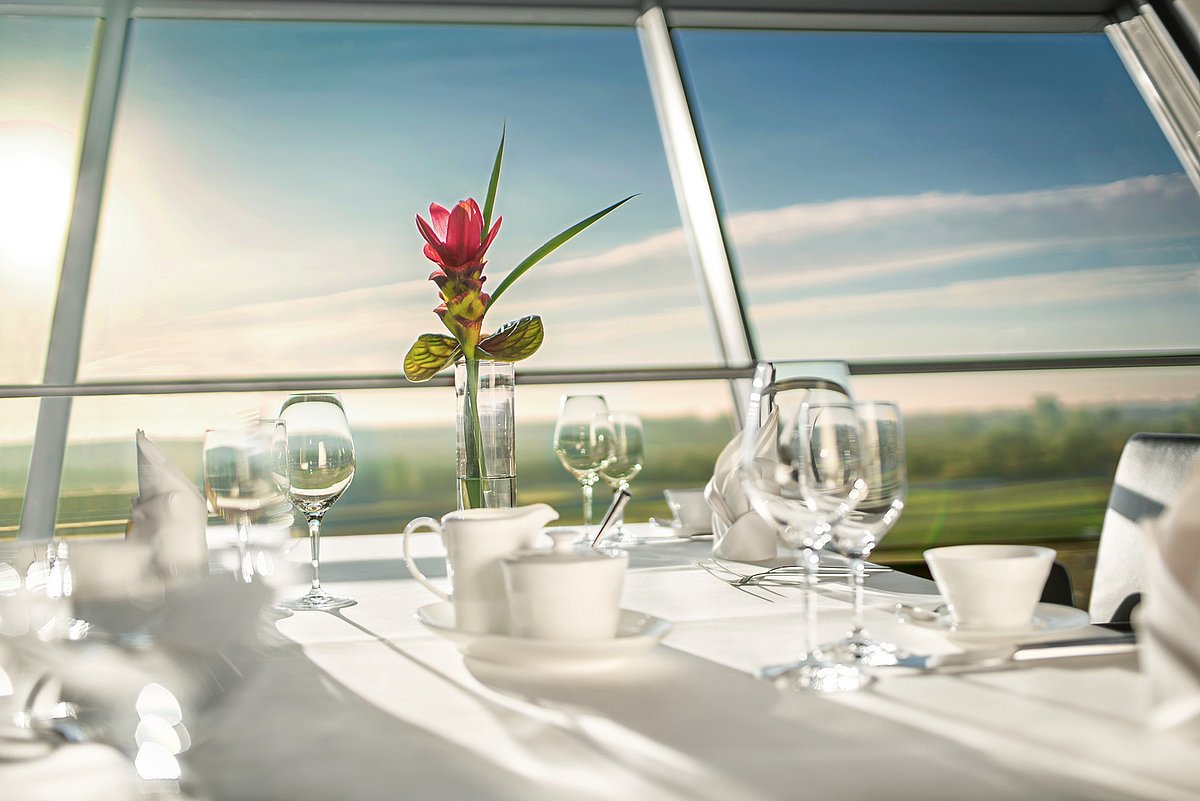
[481,124,505,243]
[404,334,461,381]
[477,315,544,362]
[489,194,637,305]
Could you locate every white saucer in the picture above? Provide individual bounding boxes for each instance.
[415,602,672,670]
[897,602,1091,643]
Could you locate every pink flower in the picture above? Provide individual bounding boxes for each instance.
[415,199,502,273]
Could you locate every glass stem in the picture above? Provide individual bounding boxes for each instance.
[581,480,595,536]
[308,516,323,591]
[802,545,820,655]
[850,555,866,635]
[613,481,628,531]
[237,513,253,583]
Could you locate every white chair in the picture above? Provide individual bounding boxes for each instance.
[1089,432,1200,623]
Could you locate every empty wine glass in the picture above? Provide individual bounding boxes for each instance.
[276,394,356,611]
[741,365,868,693]
[597,412,644,544]
[204,421,288,584]
[823,401,907,668]
[553,395,614,537]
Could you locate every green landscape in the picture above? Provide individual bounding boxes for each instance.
[2,394,1198,602]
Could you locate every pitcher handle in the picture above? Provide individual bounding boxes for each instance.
[402,517,451,601]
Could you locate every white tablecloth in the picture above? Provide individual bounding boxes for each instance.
[6,529,1199,801]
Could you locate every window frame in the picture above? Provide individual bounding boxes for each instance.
[3,0,1199,541]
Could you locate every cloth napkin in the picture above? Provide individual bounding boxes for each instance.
[1140,460,1200,736]
[705,407,778,562]
[126,430,209,582]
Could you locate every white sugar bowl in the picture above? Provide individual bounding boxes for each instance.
[501,530,628,640]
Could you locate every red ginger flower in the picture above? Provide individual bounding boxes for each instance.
[415,199,501,357]
[416,199,502,274]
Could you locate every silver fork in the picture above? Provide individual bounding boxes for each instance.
[707,557,892,587]
[695,559,783,601]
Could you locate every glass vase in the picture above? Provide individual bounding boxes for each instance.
[455,359,516,509]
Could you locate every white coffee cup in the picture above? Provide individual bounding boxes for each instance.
[402,504,559,634]
[502,531,628,640]
[924,544,1056,630]
[664,488,711,534]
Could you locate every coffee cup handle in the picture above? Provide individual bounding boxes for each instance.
[402,517,450,601]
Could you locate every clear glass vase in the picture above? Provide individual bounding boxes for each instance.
[455,359,516,509]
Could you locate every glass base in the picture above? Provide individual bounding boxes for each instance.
[825,631,905,667]
[276,588,356,611]
[604,523,640,545]
[760,650,873,693]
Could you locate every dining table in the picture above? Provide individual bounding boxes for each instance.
[4,523,1199,801]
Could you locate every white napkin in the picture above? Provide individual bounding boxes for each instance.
[706,408,778,562]
[127,430,208,582]
[1140,461,1200,736]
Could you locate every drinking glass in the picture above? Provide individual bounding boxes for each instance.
[553,395,614,537]
[597,412,644,543]
[276,394,356,611]
[823,401,907,667]
[204,421,288,583]
[741,365,868,692]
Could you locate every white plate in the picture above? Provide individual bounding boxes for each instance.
[897,602,1091,643]
[416,602,672,670]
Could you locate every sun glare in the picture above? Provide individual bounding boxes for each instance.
[0,121,77,271]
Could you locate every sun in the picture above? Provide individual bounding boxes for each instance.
[0,120,78,272]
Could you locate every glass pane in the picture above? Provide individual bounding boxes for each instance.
[0,16,95,383]
[676,30,1200,360]
[81,21,711,381]
[853,366,1200,606]
[54,380,734,536]
[0,398,39,535]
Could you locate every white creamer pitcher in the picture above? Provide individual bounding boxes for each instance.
[402,504,559,634]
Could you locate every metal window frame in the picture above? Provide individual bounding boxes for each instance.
[1108,3,1200,194]
[6,0,1200,542]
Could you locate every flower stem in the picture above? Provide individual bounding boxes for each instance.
[463,357,488,508]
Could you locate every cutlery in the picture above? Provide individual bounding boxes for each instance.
[695,559,783,602]
[890,632,1138,674]
[701,558,892,587]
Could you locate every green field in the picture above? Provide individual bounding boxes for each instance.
[3,395,1196,607]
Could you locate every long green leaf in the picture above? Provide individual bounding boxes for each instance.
[489,194,637,305]
[481,124,505,243]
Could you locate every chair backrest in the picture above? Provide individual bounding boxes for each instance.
[1089,432,1200,622]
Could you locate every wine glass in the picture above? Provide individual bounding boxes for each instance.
[741,365,868,692]
[597,412,644,544]
[204,421,288,584]
[553,395,614,538]
[276,394,356,611]
[822,401,908,668]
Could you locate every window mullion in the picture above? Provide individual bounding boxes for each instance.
[19,0,132,541]
[636,3,755,422]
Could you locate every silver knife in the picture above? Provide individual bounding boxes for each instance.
[892,632,1138,673]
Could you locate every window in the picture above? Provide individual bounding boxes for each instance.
[0,15,95,384]
[54,381,734,535]
[676,30,1200,360]
[82,21,712,381]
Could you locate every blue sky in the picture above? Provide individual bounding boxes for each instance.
[2,18,1198,439]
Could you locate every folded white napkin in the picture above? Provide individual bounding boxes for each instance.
[706,407,778,562]
[1141,461,1200,736]
[127,430,208,582]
